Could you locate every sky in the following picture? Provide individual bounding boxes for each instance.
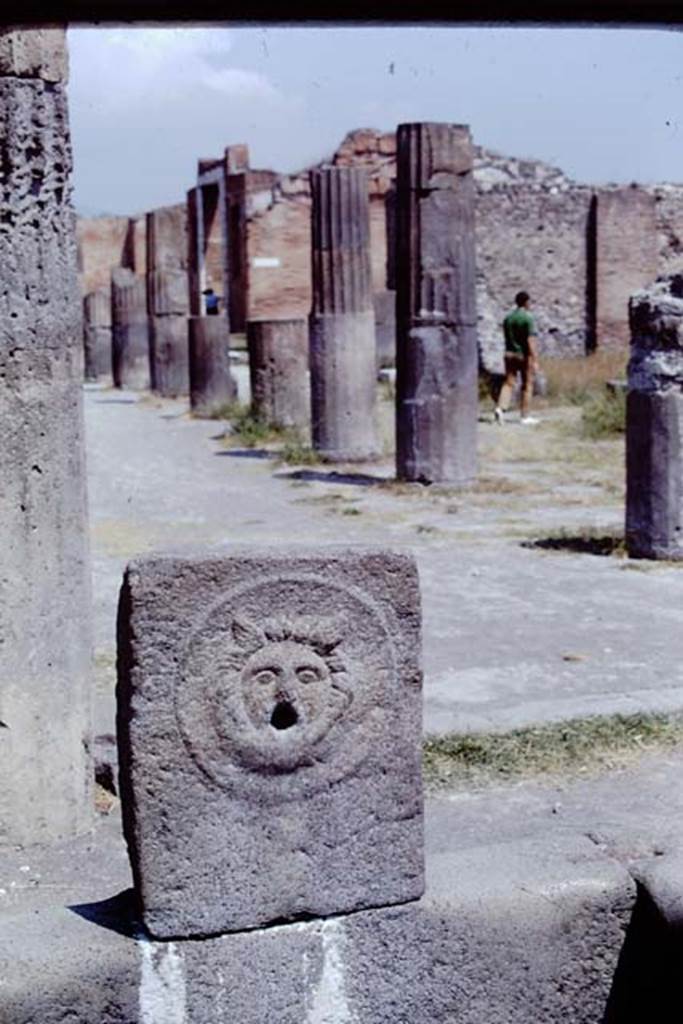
[67,25,683,217]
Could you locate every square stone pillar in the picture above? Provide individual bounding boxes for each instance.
[0,28,93,844]
[111,267,150,390]
[395,123,478,485]
[83,287,112,381]
[117,547,423,938]
[626,275,683,560]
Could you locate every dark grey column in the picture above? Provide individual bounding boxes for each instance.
[626,275,683,560]
[395,123,478,485]
[247,318,309,431]
[0,28,92,843]
[189,316,237,416]
[83,288,112,381]
[111,267,150,390]
[309,166,378,461]
[147,205,190,397]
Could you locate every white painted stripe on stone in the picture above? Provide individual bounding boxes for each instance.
[138,937,187,1024]
[308,918,356,1024]
[252,256,281,268]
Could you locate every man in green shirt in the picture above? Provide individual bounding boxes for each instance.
[494,291,540,425]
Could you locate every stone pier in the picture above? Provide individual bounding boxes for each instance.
[309,166,378,461]
[188,316,237,416]
[111,267,150,390]
[0,28,92,844]
[247,318,309,430]
[395,122,478,485]
[83,287,112,381]
[626,275,683,560]
[117,547,423,938]
[147,204,189,397]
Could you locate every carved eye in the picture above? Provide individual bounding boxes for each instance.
[296,666,320,685]
[254,669,277,687]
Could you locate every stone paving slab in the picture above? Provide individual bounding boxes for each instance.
[83,386,683,741]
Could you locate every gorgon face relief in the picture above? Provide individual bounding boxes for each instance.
[209,613,354,772]
[175,574,395,796]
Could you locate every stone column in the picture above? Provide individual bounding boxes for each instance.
[147,204,189,397]
[309,166,378,461]
[0,28,92,844]
[188,316,236,416]
[626,275,683,560]
[83,288,112,381]
[247,318,309,431]
[111,267,150,390]
[395,123,478,485]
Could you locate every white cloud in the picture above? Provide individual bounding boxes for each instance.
[201,67,280,101]
[67,27,283,111]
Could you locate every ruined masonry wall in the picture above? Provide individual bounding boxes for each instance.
[77,127,683,363]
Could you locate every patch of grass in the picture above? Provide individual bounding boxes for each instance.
[423,712,683,792]
[341,507,362,516]
[543,350,627,406]
[277,442,321,466]
[581,389,626,440]
[522,527,626,557]
[200,399,244,422]
[471,475,539,496]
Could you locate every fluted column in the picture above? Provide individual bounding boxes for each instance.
[248,318,309,431]
[0,28,92,843]
[626,276,683,560]
[147,204,190,397]
[111,267,150,389]
[395,123,478,485]
[309,166,378,461]
[83,287,112,381]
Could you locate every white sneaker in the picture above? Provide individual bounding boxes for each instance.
[520,415,540,425]
[494,407,505,425]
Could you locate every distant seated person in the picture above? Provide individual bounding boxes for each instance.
[202,288,220,316]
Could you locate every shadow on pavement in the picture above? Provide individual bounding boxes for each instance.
[274,469,388,487]
[214,448,277,460]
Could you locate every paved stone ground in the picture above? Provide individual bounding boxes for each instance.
[85,377,683,741]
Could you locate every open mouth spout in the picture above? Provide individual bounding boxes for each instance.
[270,700,299,731]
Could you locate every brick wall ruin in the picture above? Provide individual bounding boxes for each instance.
[76,128,683,368]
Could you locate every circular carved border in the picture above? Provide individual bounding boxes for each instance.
[174,572,397,802]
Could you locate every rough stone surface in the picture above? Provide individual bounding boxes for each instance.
[188,315,236,416]
[596,187,658,349]
[0,27,67,82]
[247,318,309,430]
[149,314,189,397]
[395,122,478,485]
[83,289,112,380]
[117,547,423,938]
[309,166,378,460]
[626,276,683,560]
[111,267,150,390]
[374,288,396,368]
[0,29,92,844]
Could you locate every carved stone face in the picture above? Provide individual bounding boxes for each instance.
[176,573,396,797]
[239,640,338,734]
